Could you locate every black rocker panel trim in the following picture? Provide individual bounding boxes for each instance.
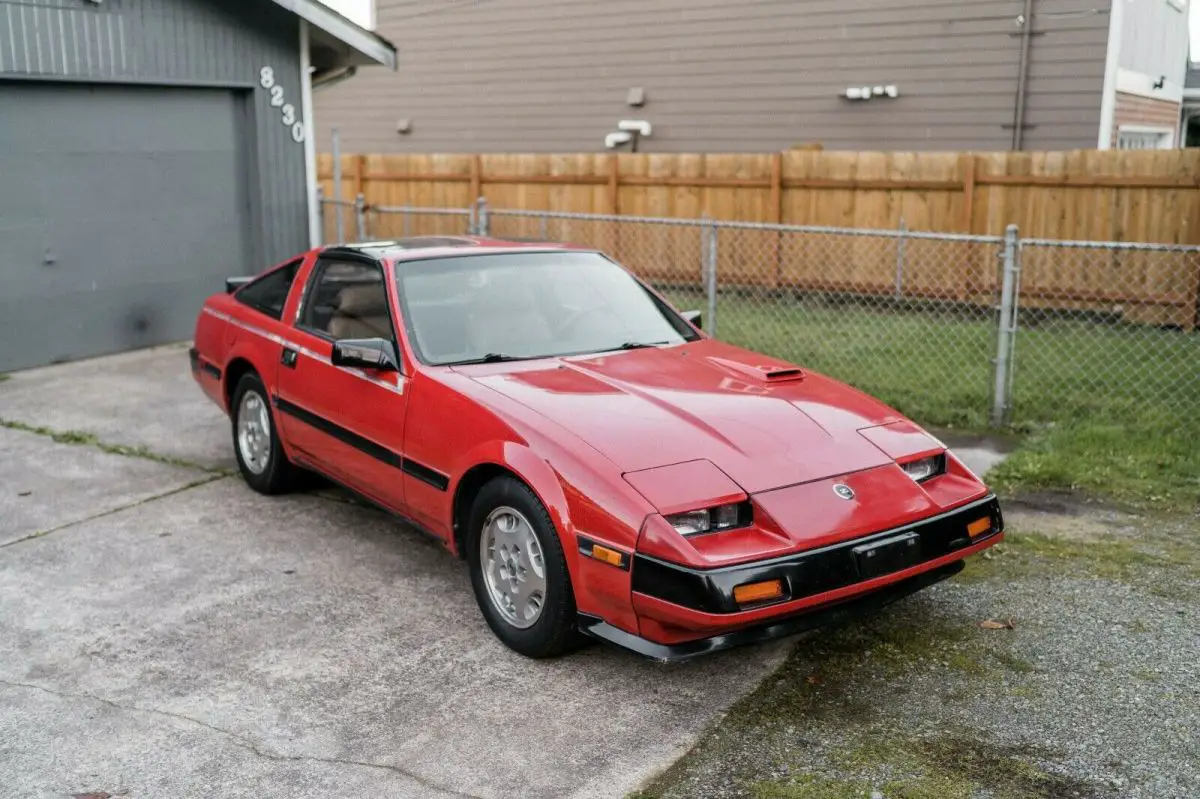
[631,495,1002,614]
[273,395,450,491]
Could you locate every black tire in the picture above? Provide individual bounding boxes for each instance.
[230,372,301,495]
[466,476,582,658]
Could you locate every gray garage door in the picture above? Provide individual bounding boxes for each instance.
[0,83,250,371]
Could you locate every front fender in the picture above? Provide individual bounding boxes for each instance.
[451,436,650,636]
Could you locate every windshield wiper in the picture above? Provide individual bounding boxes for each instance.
[616,341,670,350]
[451,352,533,365]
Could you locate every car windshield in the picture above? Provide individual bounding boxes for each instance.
[394,251,697,366]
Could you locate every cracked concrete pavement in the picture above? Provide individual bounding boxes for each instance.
[0,346,790,799]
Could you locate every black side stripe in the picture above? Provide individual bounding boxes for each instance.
[273,396,449,491]
[401,458,450,492]
[188,347,222,381]
[274,396,404,470]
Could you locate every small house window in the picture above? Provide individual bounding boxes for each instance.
[1116,127,1174,150]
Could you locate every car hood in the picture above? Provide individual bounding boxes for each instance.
[462,340,912,495]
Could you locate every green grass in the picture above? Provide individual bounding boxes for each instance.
[0,418,224,474]
[664,288,1200,511]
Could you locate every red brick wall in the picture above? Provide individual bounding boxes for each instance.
[1112,92,1182,146]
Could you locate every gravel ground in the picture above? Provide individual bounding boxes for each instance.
[633,500,1200,799]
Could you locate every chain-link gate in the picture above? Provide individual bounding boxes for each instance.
[317,197,1200,430]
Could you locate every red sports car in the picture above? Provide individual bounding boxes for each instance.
[190,237,1003,661]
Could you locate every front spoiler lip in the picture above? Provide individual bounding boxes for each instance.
[579,560,964,663]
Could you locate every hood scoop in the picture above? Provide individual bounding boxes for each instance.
[707,356,805,384]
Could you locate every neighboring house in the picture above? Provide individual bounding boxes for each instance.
[314,0,1191,154]
[1103,0,1193,149]
[0,0,395,371]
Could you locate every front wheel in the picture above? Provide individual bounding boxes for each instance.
[230,372,300,495]
[466,476,581,658]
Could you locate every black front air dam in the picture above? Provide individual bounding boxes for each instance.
[630,495,1002,614]
[578,560,964,663]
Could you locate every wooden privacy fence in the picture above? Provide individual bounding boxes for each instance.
[318,149,1200,328]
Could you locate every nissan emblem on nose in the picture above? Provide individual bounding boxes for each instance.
[833,484,855,501]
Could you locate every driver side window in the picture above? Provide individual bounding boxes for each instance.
[299,260,395,342]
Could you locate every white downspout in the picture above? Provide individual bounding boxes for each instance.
[300,20,321,248]
[1097,0,1123,149]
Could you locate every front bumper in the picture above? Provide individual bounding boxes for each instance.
[587,494,1003,661]
[580,560,964,662]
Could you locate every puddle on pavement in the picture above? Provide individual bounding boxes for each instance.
[929,428,1018,478]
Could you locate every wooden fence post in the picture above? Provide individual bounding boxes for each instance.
[470,154,482,204]
[608,156,620,255]
[353,154,366,202]
[771,152,783,289]
[961,153,979,300]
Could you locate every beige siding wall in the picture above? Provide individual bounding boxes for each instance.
[315,0,1111,153]
[1111,92,1183,145]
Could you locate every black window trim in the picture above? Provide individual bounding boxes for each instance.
[232,257,303,321]
[295,255,404,370]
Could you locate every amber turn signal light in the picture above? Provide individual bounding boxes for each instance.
[967,517,992,538]
[733,579,785,605]
[591,544,626,568]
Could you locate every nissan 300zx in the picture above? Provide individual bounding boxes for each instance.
[189,236,1003,661]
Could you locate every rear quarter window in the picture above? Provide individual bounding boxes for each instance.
[235,260,302,320]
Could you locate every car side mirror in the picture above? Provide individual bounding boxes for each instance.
[226,276,254,293]
[331,338,400,372]
[682,309,703,329]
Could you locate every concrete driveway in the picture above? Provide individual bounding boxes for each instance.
[0,346,790,799]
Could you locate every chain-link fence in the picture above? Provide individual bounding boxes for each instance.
[319,196,1200,430]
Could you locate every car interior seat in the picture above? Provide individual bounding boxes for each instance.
[329,284,392,340]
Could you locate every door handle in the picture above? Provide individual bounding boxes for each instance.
[281,348,298,368]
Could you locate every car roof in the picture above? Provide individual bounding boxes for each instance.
[320,235,588,263]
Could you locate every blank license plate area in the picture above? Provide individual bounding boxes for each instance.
[852,531,922,580]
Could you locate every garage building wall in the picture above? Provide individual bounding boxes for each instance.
[0,0,308,264]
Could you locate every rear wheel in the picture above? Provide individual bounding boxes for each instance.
[231,372,300,495]
[467,476,581,658]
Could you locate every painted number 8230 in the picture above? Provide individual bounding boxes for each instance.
[260,66,305,144]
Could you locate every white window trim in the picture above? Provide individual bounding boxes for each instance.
[1115,125,1176,149]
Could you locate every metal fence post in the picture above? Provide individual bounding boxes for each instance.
[894,218,907,299]
[354,194,366,241]
[992,224,1020,426]
[476,197,490,237]
[402,206,411,238]
[704,221,719,337]
[331,128,344,243]
[315,186,324,246]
